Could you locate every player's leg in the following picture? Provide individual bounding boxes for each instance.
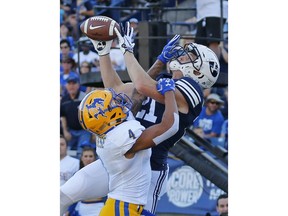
[60,159,109,215]
[99,198,144,216]
[144,169,169,214]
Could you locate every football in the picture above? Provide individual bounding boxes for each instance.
[80,16,120,41]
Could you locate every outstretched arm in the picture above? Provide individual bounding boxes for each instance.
[89,38,145,114]
[147,34,181,79]
[115,23,180,103]
[146,59,166,80]
[123,52,162,102]
[125,78,179,158]
[89,39,134,97]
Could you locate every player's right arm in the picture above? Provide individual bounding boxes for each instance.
[146,34,181,80]
[88,39,147,116]
[88,39,134,98]
[114,24,191,113]
[125,78,179,158]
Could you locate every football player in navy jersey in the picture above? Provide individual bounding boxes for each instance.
[60,23,220,215]
[113,23,220,213]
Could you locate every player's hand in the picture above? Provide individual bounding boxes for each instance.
[156,78,175,95]
[89,38,113,56]
[157,34,181,64]
[114,22,135,54]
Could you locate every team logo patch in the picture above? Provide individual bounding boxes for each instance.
[209,61,219,77]
[96,41,106,52]
[86,98,107,119]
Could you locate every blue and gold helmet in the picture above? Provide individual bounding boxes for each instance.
[78,88,132,137]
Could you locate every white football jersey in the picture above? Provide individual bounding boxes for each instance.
[96,119,151,205]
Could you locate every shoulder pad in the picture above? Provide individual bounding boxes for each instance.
[175,77,203,109]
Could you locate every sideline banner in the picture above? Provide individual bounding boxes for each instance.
[156,157,226,216]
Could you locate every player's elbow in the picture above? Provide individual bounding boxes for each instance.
[134,79,158,96]
[134,82,147,95]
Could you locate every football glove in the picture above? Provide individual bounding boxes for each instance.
[114,22,135,54]
[89,38,113,56]
[157,34,181,64]
[156,78,175,95]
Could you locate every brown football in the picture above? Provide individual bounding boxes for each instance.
[80,16,120,41]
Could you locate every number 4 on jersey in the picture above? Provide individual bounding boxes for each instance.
[128,129,136,139]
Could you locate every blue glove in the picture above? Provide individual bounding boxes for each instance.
[156,78,175,95]
[114,22,135,54]
[157,34,181,64]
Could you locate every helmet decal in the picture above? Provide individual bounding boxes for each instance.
[209,61,219,77]
[86,98,105,109]
[86,98,107,119]
[78,89,133,137]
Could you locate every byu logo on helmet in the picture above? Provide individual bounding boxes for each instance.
[209,61,219,77]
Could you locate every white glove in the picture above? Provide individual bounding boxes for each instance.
[114,22,135,54]
[89,38,113,56]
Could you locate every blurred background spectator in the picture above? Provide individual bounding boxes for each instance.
[60,74,92,158]
[79,61,93,93]
[73,37,100,72]
[60,57,79,96]
[192,93,225,143]
[79,60,92,75]
[110,38,126,71]
[203,86,228,120]
[195,0,228,59]
[60,23,75,51]
[75,0,95,23]
[60,135,80,186]
[216,193,228,216]
[67,145,106,216]
[61,0,94,23]
[60,39,74,64]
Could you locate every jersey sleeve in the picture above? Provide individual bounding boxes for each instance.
[175,77,204,112]
[120,121,144,155]
[107,120,144,155]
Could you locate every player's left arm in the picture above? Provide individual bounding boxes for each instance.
[125,78,179,158]
[115,23,181,104]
